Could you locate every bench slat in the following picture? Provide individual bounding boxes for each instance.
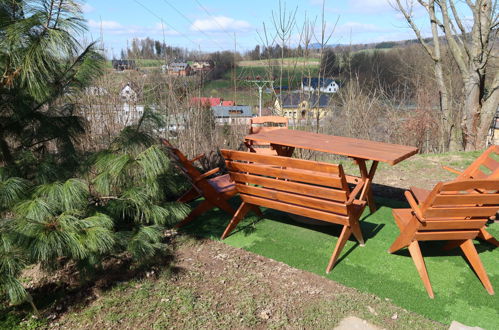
[230,172,347,202]
[222,149,341,174]
[236,184,348,215]
[240,194,349,225]
[226,161,343,188]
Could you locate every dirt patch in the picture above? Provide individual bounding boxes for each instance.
[53,238,444,329]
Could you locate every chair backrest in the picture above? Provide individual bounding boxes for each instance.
[160,139,204,187]
[250,116,288,133]
[221,149,357,224]
[459,145,499,180]
[418,179,499,231]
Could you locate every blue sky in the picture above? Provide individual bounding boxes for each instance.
[81,0,452,58]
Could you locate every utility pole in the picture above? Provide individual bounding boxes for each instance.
[246,80,274,116]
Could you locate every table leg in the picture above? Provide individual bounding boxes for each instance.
[354,158,378,213]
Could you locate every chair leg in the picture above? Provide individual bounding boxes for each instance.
[459,239,494,295]
[326,226,352,273]
[478,228,499,247]
[407,241,434,299]
[175,200,214,228]
[178,187,200,203]
[388,214,418,254]
[211,197,235,217]
[350,219,365,247]
[221,202,252,240]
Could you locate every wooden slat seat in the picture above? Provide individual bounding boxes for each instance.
[221,149,370,273]
[389,179,499,298]
[208,174,235,193]
[161,139,238,227]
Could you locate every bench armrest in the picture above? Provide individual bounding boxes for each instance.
[404,190,425,224]
[346,179,369,205]
[194,167,220,182]
[190,153,205,163]
[442,165,462,175]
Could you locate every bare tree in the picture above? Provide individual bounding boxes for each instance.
[394,0,499,150]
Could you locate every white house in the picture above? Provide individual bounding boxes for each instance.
[302,77,340,93]
[120,83,138,103]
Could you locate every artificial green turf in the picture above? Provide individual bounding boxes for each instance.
[183,197,499,328]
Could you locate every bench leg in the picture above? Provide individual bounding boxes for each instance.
[175,200,214,228]
[326,225,351,273]
[221,202,252,240]
[459,239,494,295]
[478,228,499,247]
[408,241,434,299]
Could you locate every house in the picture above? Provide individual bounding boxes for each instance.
[486,107,499,146]
[120,83,138,103]
[191,60,214,72]
[302,77,340,93]
[168,62,192,76]
[212,105,253,125]
[274,92,331,120]
[111,59,137,71]
[190,97,235,107]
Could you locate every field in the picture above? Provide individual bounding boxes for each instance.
[203,61,321,109]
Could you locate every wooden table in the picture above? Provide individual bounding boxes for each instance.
[245,129,419,212]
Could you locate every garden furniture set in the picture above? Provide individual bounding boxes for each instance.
[162,117,498,298]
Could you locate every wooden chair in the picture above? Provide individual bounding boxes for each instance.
[220,149,369,273]
[443,145,498,180]
[246,116,288,155]
[389,179,499,298]
[161,139,237,227]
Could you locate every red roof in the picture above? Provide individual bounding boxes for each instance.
[190,97,235,107]
[190,97,222,107]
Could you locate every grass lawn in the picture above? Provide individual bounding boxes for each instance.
[182,196,499,329]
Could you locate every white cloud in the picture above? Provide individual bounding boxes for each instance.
[81,3,94,13]
[190,16,252,32]
[88,19,123,29]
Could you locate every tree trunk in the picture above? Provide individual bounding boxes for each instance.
[461,72,483,150]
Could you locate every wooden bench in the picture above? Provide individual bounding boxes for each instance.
[220,149,369,273]
[389,179,499,298]
[161,139,237,227]
[246,116,288,155]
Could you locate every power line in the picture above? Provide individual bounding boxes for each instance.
[132,0,200,50]
[160,0,228,52]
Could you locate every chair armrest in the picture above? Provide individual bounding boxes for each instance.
[194,167,220,182]
[442,165,462,175]
[190,153,205,163]
[404,190,425,224]
[346,179,368,205]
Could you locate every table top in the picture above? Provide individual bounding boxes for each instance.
[245,129,418,165]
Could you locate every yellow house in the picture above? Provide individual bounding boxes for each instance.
[274,93,331,121]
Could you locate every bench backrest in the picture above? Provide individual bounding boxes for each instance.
[221,149,355,225]
[459,145,499,180]
[418,179,499,231]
